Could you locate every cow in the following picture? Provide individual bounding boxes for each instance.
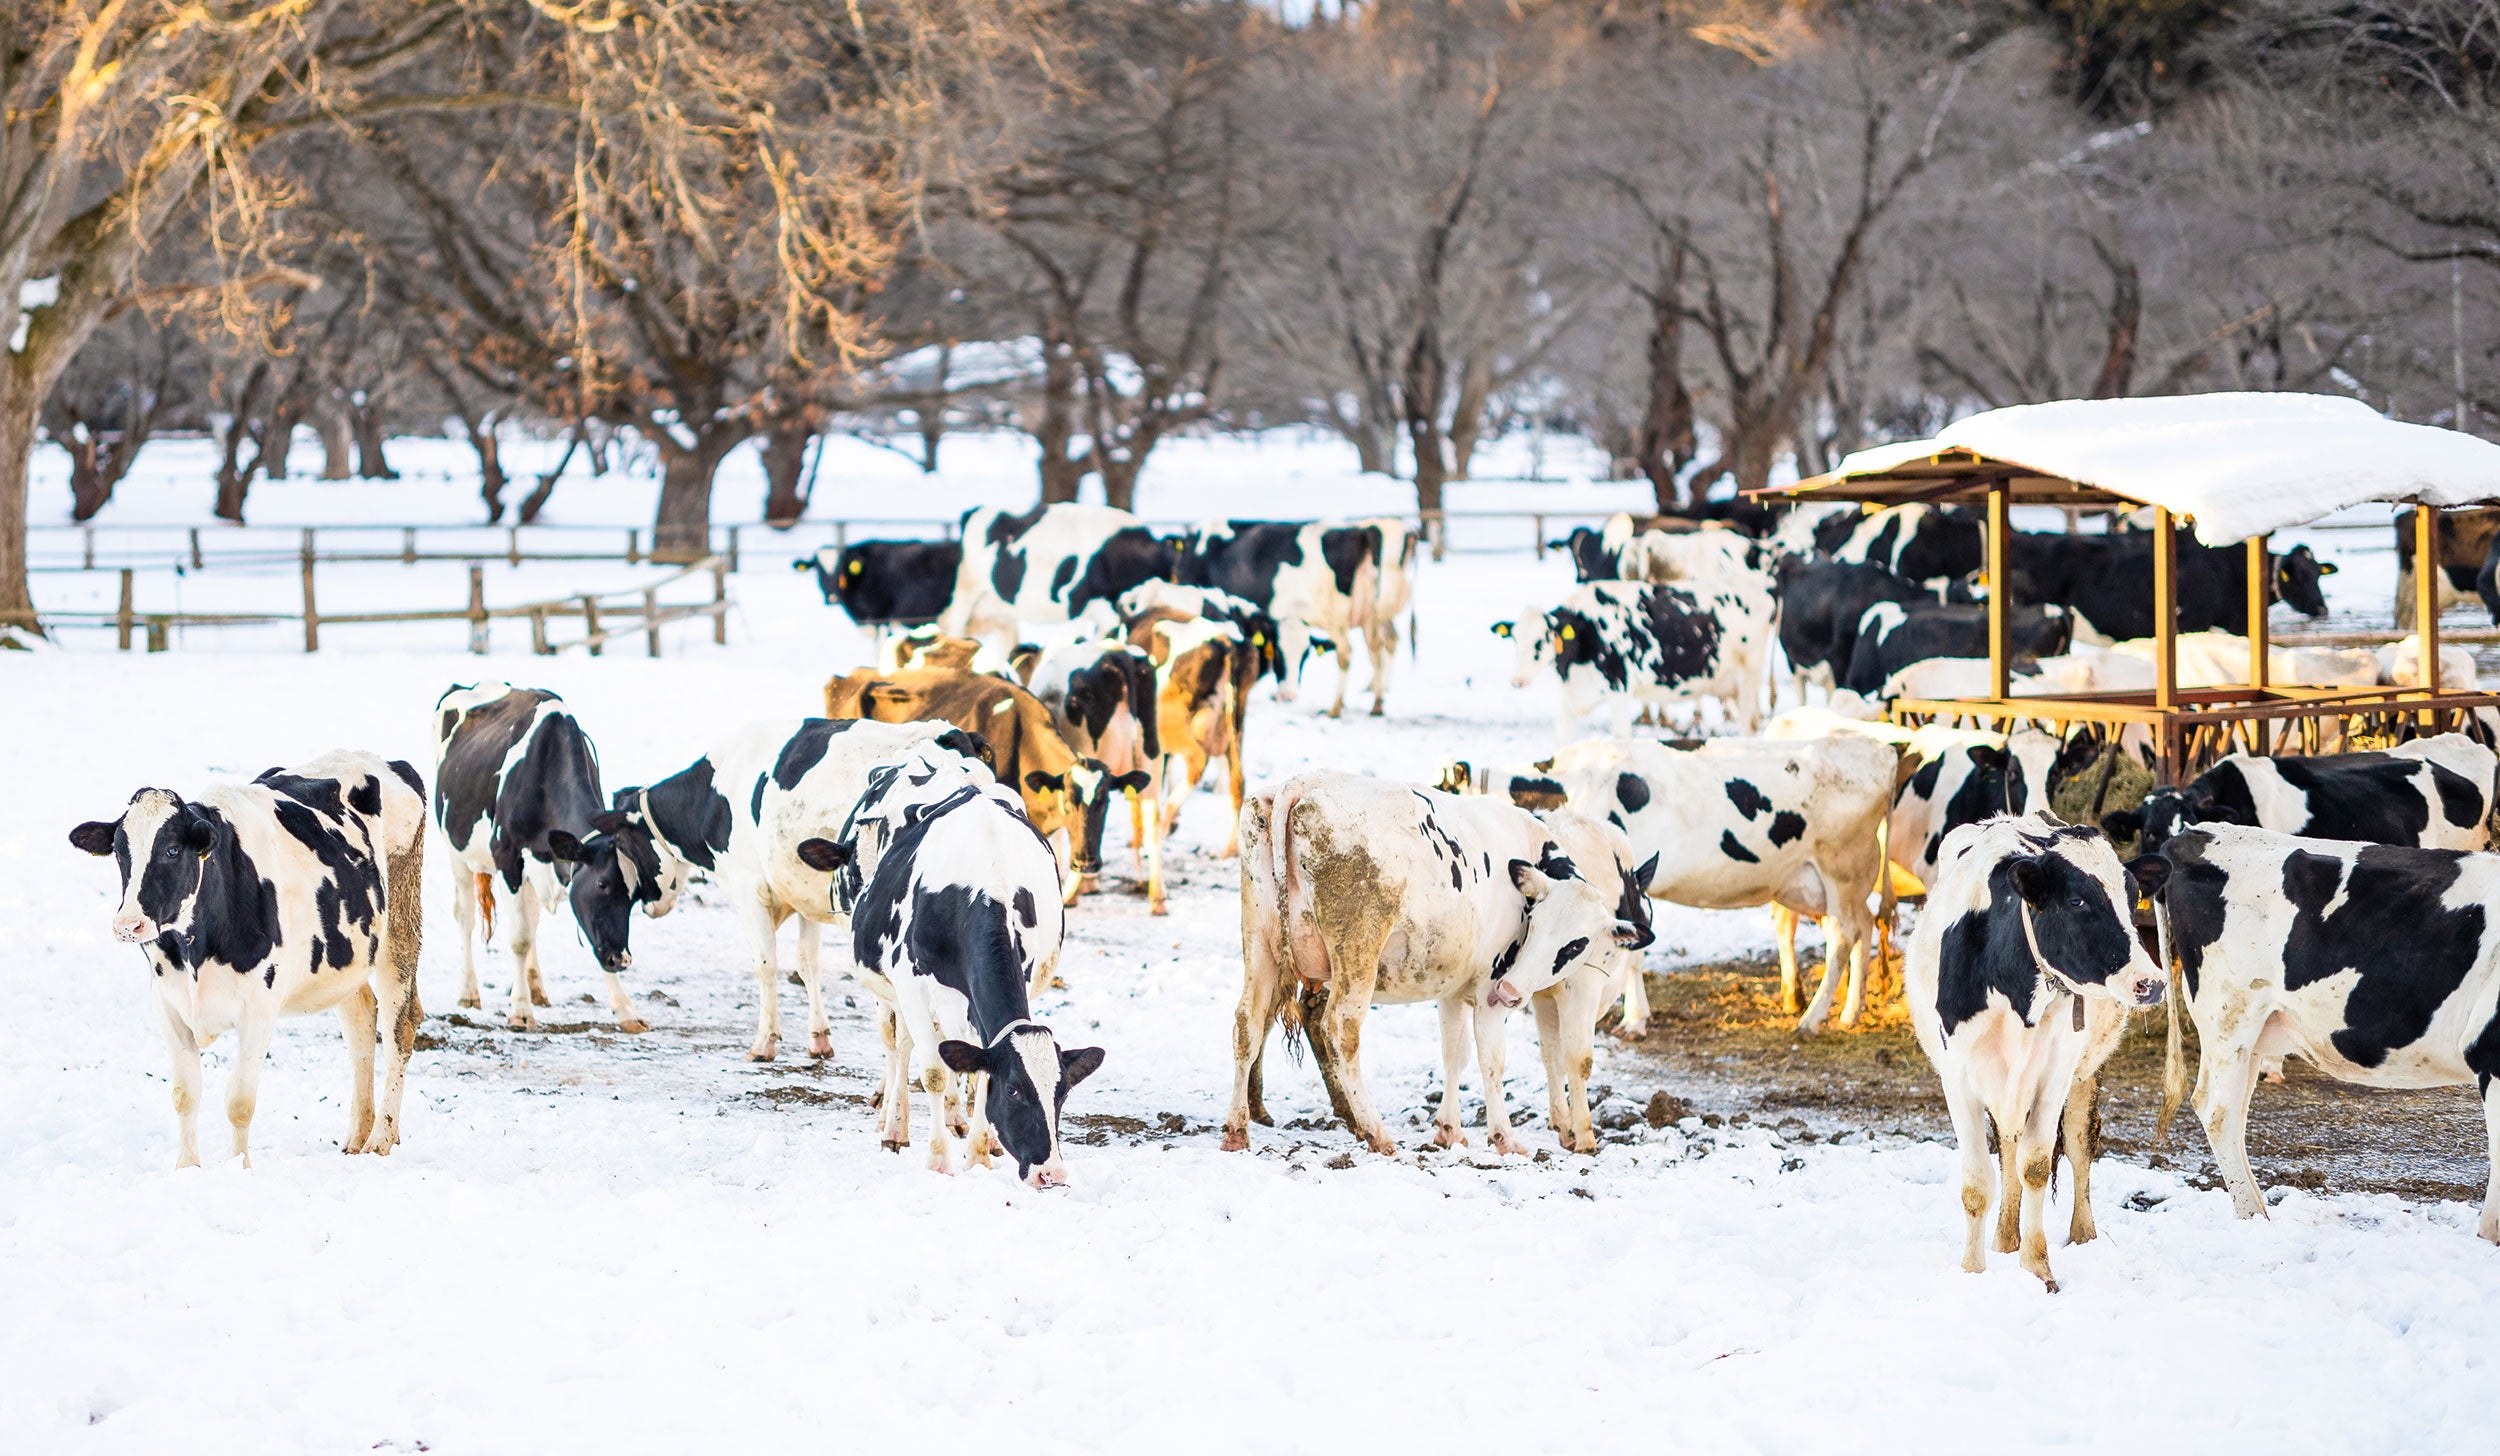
[2009,527,2334,642]
[1497,577,1776,742]
[1355,516,1422,702]
[1763,501,1862,570]
[1025,639,1167,913]
[795,539,963,628]
[823,668,1150,903]
[1118,580,1285,680]
[1501,733,1896,1034]
[793,779,1100,1186]
[941,504,1176,647]
[1842,600,2073,697]
[431,684,650,1034]
[2102,734,2498,857]
[1173,519,1387,716]
[71,751,428,1166]
[587,719,988,1062]
[1224,771,1654,1155]
[2398,504,2500,627]
[1775,560,1940,696]
[1828,503,1985,582]
[1635,526,1766,584]
[2128,826,2500,1243]
[1905,815,2168,1291]
[1130,615,1254,857]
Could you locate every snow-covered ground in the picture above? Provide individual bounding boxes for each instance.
[5,430,2495,1452]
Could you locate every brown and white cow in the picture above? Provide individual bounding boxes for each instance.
[1130,614,1255,858]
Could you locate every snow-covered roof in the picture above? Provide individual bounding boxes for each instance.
[1790,393,2500,545]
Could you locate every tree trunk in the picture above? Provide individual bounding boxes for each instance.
[760,424,813,528]
[471,422,508,523]
[63,434,109,522]
[918,342,950,473]
[1100,455,1140,512]
[1349,424,1390,476]
[0,375,38,630]
[1726,405,1783,494]
[351,398,399,479]
[318,406,354,481]
[214,424,256,523]
[1637,259,1699,513]
[262,404,302,481]
[1447,353,1494,482]
[1035,335,1088,504]
[652,430,740,562]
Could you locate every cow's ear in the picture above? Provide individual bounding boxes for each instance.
[1634,852,1660,893]
[795,838,850,873]
[1612,919,1654,949]
[937,1040,993,1075]
[1112,770,1152,792]
[2100,808,2143,840]
[1508,859,1552,898]
[1490,621,1513,639]
[1024,770,1063,794]
[179,815,216,853]
[69,821,117,856]
[2008,854,2056,907]
[2318,560,2339,575]
[1060,1045,1106,1090]
[790,556,814,572]
[546,831,587,863]
[2126,854,2171,898]
[936,728,995,770]
[588,809,632,834]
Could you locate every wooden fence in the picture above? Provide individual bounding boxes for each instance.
[41,555,730,656]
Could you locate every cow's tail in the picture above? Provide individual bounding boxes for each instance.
[1351,549,1381,639]
[2154,889,2186,1146]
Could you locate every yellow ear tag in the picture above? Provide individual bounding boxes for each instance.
[848,561,863,575]
[1560,625,1575,640]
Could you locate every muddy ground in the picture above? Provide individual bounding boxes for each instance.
[1599,957,2493,1207]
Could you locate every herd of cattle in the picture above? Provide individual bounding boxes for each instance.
[61,495,2500,1287]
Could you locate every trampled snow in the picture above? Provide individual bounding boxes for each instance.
[3,429,2494,1453]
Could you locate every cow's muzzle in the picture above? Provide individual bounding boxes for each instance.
[1026,1163,1069,1191]
[112,914,155,944]
[2124,972,2166,1007]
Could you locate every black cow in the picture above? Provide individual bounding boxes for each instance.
[795,540,964,628]
[2009,528,2334,640]
[1840,600,2073,696]
[432,683,651,1034]
[2101,735,2498,856]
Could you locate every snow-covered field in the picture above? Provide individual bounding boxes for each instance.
[4,431,2495,1453]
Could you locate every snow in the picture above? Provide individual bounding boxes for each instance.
[1828,393,2500,546]
[5,429,2497,1451]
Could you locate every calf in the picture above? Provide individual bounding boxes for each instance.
[1174,519,1387,716]
[824,667,1148,903]
[590,719,986,1061]
[942,504,1174,646]
[1842,600,2072,697]
[1226,771,1652,1154]
[2132,825,2500,1243]
[2103,734,2497,856]
[1026,639,1167,913]
[800,782,1101,1185]
[432,684,649,1034]
[1498,577,1776,741]
[72,751,427,1166]
[1906,817,2167,1290]
[1504,734,1894,1033]
[795,539,963,628]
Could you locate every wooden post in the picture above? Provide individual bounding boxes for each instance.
[301,538,320,653]
[2153,507,2178,711]
[146,616,168,652]
[2417,502,2443,690]
[711,557,728,644]
[116,569,134,650]
[529,606,549,655]
[644,588,662,657]
[507,525,521,567]
[188,528,202,570]
[581,595,602,656]
[402,527,417,564]
[82,526,94,569]
[2247,534,2270,689]
[1986,483,2009,699]
[726,524,741,573]
[626,528,641,565]
[834,520,848,554]
[468,566,489,654]
[1534,514,1545,560]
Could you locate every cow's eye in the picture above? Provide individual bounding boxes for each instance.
[2067,897,2086,911]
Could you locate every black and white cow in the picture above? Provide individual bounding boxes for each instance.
[795,539,964,628]
[71,751,428,1166]
[571,719,991,1062]
[1118,580,1285,681]
[1173,519,1388,716]
[2102,734,2498,857]
[432,684,651,1034]
[2131,825,2500,1243]
[1775,560,1937,696]
[1841,599,2073,697]
[941,504,1175,647]
[796,780,1100,1186]
[1026,637,1166,913]
[1906,816,2167,1291]
[1226,771,1653,1154]
[1823,503,1986,582]
[1498,577,1776,742]
[2009,527,2334,642]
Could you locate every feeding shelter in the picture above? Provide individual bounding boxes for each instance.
[1758,393,2500,781]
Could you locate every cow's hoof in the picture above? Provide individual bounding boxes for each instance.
[1363,1134,1397,1156]
[531,990,553,1007]
[1793,1017,1826,1037]
[1150,901,1169,918]
[1221,1127,1249,1152]
[746,1039,778,1062]
[617,1018,651,1035]
[881,1138,907,1153]
[1369,704,1384,718]
[2069,1219,2098,1246]
[507,1015,536,1033]
[457,993,482,1009]
[1430,1126,1467,1150]
[1615,1022,1648,1041]
[809,1031,833,1058]
[1249,1105,1273,1127]
[1491,1133,1527,1156]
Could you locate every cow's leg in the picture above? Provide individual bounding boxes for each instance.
[742,901,784,1062]
[603,966,650,1035]
[2016,1101,2064,1291]
[1322,977,1395,1155]
[917,1046,956,1174]
[1796,910,1852,1036]
[1552,974,1603,1154]
[795,918,832,1058]
[449,862,483,1010]
[1994,1114,2023,1253]
[1365,618,1394,716]
[1276,620,1310,704]
[224,1002,277,1167]
[2196,1040,2270,1221]
[1143,783,1167,917]
[1223,927,1287,1151]
[1223,750,1245,859]
[1772,904,1802,1016]
[1430,996,1473,1149]
[1472,999,1527,1156]
[2479,1076,2500,1244]
[364,840,423,1155]
[337,982,378,1154]
[1835,896,1875,1030]
[2063,1073,2102,1245]
[1052,828,1080,908]
[1532,990,1570,1150]
[157,999,204,1170]
[506,877,541,1031]
[1128,785,1147,871]
[966,1072,995,1171]
[523,866,554,1006]
[1943,1082,1994,1274]
[1618,960,1651,1039]
[878,1005,911,1151]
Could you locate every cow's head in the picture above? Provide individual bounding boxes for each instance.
[939,1025,1105,1188]
[549,807,679,972]
[71,789,224,954]
[1491,848,1653,1007]
[794,547,842,604]
[1496,609,1569,686]
[2001,828,2166,1007]
[2101,782,2238,856]
[1029,759,1150,877]
[2274,545,2335,618]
